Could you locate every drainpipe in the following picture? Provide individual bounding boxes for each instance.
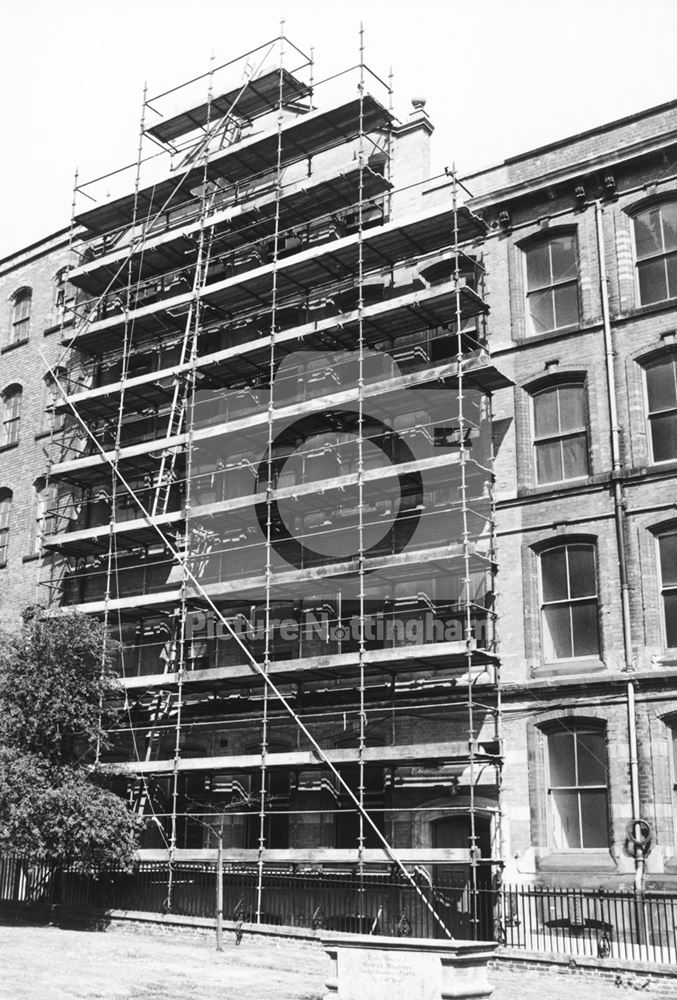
[594,201,645,892]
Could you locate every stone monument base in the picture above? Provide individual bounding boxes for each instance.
[321,932,496,1000]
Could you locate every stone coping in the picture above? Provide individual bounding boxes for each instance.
[321,930,496,955]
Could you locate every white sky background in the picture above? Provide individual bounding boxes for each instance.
[1,0,676,259]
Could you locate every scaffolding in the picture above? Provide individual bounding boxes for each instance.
[40,29,511,935]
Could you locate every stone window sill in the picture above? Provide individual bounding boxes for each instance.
[44,318,74,337]
[493,319,606,358]
[22,553,40,563]
[1,338,29,354]
[645,458,677,474]
[531,657,606,678]
[621,297,677,322]
[538,851,616,872]
[0,441,19,454]
[516,323,581,345]
[655,652,677,668]
[517,476,595,499]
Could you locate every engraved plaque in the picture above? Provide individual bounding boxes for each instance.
[338,946,441,1000]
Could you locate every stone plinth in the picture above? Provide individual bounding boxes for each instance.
[321,932,496,1000]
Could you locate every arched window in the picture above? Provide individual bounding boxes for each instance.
[0,490,12,563]
[644,353,677,463]
[544,720,609,849]
[1,385,22,446]
[662,714,677,853]
[9,287,31,345]
[40,369,66,435]
[657,527,677,648]
[539,542,599,660]
[32,478,55,555]
[532,381,589,484]
[52,268,74,326]
[633,201,677,305]
[523,232,580,335]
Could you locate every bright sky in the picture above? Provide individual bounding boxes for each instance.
[1,0,676,259]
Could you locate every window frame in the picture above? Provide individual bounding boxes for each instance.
[664,717,677,857]
[1,385,22,447]
[521,230,581,338]
[8,287,31,346]
[40,370,66,436]
[656,527,677,650]
[0,490,12,564]
[531,380,590,485]
[642,353,677,465]
[544,721,610,852]
[631,200,677,307]
[52,268,75,328]
[32,478,55,556]
[538,541,601,663]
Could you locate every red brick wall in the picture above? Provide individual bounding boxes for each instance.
[0,231,73,627]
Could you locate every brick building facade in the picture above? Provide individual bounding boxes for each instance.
[1,91,676,891]
[464,100,677,888]
[0,230,73,624]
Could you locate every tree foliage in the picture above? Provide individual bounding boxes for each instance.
[0,607,142,871]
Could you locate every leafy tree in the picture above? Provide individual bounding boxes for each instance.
[0,606,142,871]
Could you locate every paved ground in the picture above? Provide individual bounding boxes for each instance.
[0,923,671,999]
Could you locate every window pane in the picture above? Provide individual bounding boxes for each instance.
[635,209,663,259]
[3,420,19,446]
[535,440,563,484]
[561,433,589,479]
[638,257,668,304]
[550,234,577,282]
[553,282,580,328]
[558,385,586,431]
[664,592,677,647]
[526,243,551,291]
[568,545,596,597]
[667,253,677,299]
[571,600,600,657]
[5,393,21,422]
[646,359,677,413]
[534,388,560,437]
[528,289,554,335]
[13,294,30,323]
[662,203,677,253]
[541,547,569,601]
[547,725,609,851]
[543,604,573,660]
[576,732,607,785]
[659,533,677,587]
[548,731,576,786]
[579,790,609,848]
[650,412,677,462]
[0,498,10,563]
[551,790,581,849]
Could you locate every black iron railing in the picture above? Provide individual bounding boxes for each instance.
[1,857,676,962]
[497,882,677,963]
[0,857,490,939]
